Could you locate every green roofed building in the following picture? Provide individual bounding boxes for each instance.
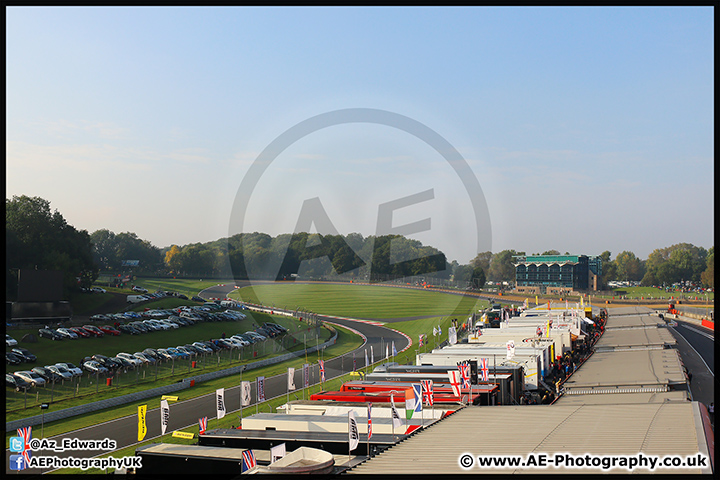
[513,254,602,294]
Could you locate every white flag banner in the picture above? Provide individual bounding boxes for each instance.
[303,363,310,388]
[370,345,374,365]
[448,326,457,345]
[287,368,295,391]
[160,399,170,435]
[348,410,360,452]
[216,388,226,419]
[386,343,389,360]
[448,370,462,397]
[270,443,286,464]
[365,349,369,368]
[241,381,252,407]
[506,340,515,360]
[390,393,404,430]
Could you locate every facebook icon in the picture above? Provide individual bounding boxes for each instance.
[9,454,27,471]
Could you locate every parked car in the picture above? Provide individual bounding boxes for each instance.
[116,353,143,367]
[90,287,107,294]
[69,327,91,338]
[166,347,188,359]
[98,325,121,336]
[6,334,18,346]
[82,360,108,375]
[245,331,267,342]
[175,346,195,357]
[82,325,105,337]
[56,362,83,377]
[32,366,62,383]
[38,328,64,341]
[129,322,149,333]
[6,373,32,391]
[92,354,120,370]
[45,365,73,380]
[14,370,46,387]
[11,347,36,362]
[56,328,79,340]
[117,324,140,335]
[224,338,245,349]
[111,356,133,369]
[6,352,24,365]
[234,333,256,344]
[191,296,205,302]
[182,344,202,355]
[132,286,149,293]
[133,352,154,364]
[90,314,111,322]
[264,322,288,334]
[155,349,174,361]
[142,348,161,360]
[191,342,213,354]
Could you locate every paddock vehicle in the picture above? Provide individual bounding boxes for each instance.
[6,334,18,346]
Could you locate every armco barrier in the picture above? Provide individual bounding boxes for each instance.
[6,332,336,433]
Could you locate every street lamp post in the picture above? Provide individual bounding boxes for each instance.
[40,403,49,438]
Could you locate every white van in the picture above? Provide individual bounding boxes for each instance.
[127,295,148,304]
[220,300,237,308]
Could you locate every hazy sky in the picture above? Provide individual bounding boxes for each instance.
[6,7,714,264]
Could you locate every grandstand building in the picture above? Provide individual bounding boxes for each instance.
[513,254,601,295]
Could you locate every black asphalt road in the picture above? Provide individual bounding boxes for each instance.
[667,318,714,410]
[10,282,410,475]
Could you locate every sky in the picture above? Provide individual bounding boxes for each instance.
[6,7,714,265]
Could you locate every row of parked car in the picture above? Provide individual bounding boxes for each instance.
[77,321,290,375]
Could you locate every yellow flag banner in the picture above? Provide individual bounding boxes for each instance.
[172,431,195,439]
[137,405,147,442]
[161,395,179,401]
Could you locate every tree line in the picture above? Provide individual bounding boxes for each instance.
[6,195,714,301]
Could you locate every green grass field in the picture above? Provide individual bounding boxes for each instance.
[232,283,489,319]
